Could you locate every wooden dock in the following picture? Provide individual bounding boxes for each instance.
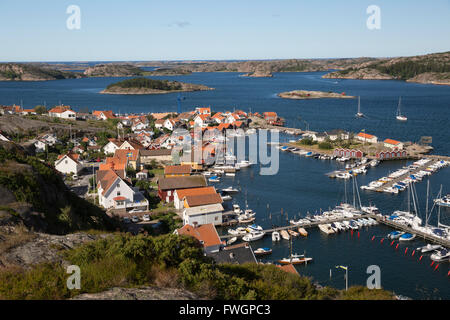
[373,159,444,192]
[371,214,450,248]
[220,213,450,248]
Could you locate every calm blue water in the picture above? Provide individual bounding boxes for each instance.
[0,71,449,299]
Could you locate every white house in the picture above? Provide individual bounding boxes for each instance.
[384,139,404,150]
[163,119,176,131]
[183,203,224,226]
[48,106,76,120]
[356,132,378,144]
[34,140,47,153]
[103,139,122,155]
[193,114,211,128]
[40,133,58,145]
[97,169,148,211]
[54,154,82,175]
[131,121,148,132]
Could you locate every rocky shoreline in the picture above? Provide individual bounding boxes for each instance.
[278,90,355,100]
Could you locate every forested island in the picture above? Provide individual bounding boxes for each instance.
[101,77,214,94]
[323,51,450,85]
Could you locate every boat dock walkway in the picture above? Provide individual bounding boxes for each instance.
[373,159,443,192]
[219,214,372,240]
[220,213,450,248]
[371,214,450,248]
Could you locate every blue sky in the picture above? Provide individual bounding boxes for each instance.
[0,0,449,61]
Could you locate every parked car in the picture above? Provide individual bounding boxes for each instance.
[131,216,140,223]
[122,217,131,224]
[142,214,150,221]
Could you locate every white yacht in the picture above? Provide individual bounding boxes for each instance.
[242,231,265,242]
[416,244,442,253]
[396,97,408,121]
[355,96,364,118]
[430,248,450,262]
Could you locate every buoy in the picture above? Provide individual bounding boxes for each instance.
[447,270,450,277]
[371,236,375,241]
[411,249,415,256]
[434,264,439,271]
[404,248,408,255]
[357,232,360,238]
[419,255,423,261]
[380,238,384,244]
[390,240,395,246]
[351,230,353,236]
[395,243,399,250]
[431,261,434,266]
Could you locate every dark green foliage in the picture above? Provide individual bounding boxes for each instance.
[375,60,450,80]
[106,77,183,91]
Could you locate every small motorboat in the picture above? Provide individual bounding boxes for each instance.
[227,237,237,245]
[318,224,335,234]
[242,231,265,242]
[228,227,247,236]
[208,175,220,182]
[280,230,290,240]
[221,187,239,193]
[254,247,272,256]
[225,173,235,177]
[387,231,405,239]
[288,229,299,237]
[246,224,263,232]
[430,248,450,262]
[416,244,442,253]
[399,233,416,241]
[272,231,281,242]
[298,227,308,237]
[221,194,232,201]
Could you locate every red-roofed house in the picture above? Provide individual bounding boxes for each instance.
[54,153,82,175]
[175,223,223,253]
[195,107,211,115]
[93,110,116,120]
[49,105,76,120]
[384,139,404,149]
[356,132,378,144]
[194,114,211,128]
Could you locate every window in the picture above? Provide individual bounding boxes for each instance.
[117,191,121,196]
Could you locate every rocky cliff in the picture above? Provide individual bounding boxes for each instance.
[0,63,81,81]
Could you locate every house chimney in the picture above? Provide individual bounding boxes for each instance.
[193,221,198,228]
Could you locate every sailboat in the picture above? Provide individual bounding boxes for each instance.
[278,237,313,265]
[355,96,364,118]
[396,97,407,121]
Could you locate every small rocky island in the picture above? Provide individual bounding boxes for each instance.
[101,77,214,95]
[240,71,273,78]
[278,90,355,99]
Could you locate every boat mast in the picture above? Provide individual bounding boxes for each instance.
[397,97,402,116]
[425,179,430,227]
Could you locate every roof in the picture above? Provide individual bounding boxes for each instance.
[196,114,210,121]
[357,132,376,139]
[177,224,222,248]
[276,264,299,275]
[207,243,257,265]
[114,149,139,162]
[184,193,223,207]
[93,110,115,119]
[140,149,172,157]
[120,139,144,150]
[164,165,192,175]
[49,105,73,114]
[175,186,217,200]
[106,138,123,147]
[384,138,401,145]
[184,203,224,216]
[263,112,277,118]
[158,176,207,191]
[151,112,176,120]
[97,169,121,195]
[55,153,80,165]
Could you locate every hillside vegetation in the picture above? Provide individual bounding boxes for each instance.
[0,233,395,300]
[0,64,81,81]
[323,51,450,85]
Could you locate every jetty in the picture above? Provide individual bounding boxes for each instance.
[220,213,450,248]
[373,159,447,192]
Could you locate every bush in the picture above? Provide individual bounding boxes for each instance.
[318,141,333,150]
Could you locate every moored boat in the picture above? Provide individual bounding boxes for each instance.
[254,247,272,256]
[399,233,416,241]
[278,253,313,265]
[242,231,265,242]
[298,227,308,237]
[272,231,281,242]
[280,230,290,240]
[227,237,237,245]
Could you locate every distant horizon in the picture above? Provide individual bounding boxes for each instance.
[1,50,449,64]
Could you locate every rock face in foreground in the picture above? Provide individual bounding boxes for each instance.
[278,90,355,99]
[71,286,199,300]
